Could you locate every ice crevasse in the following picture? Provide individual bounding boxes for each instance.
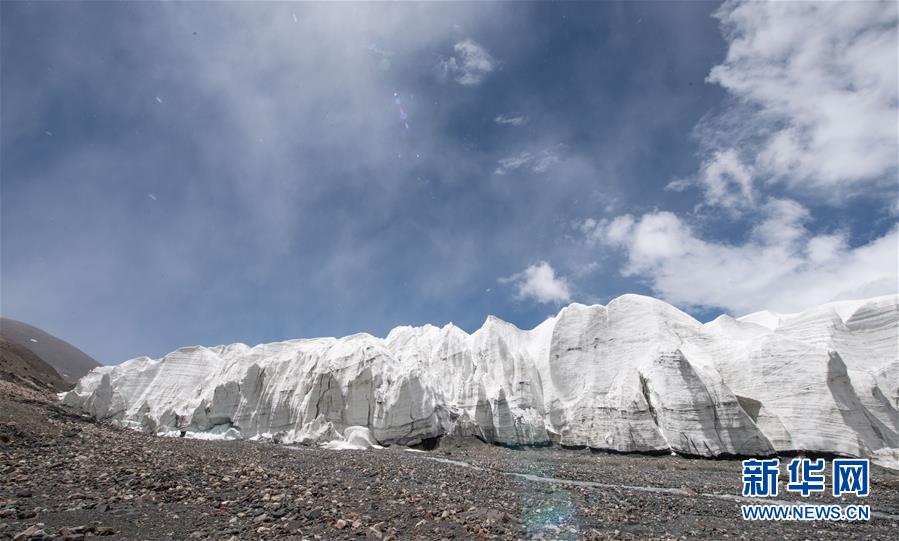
[62,294,899,469]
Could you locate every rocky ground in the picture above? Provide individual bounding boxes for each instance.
[1,381,898,541]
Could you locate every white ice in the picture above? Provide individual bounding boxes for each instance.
[62,294,899,469]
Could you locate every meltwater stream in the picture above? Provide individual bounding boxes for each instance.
[418,455,899,522]
[421,456,690,495]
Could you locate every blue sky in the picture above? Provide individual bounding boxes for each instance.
[2,1,896,364]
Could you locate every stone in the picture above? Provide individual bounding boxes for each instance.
[12,526,38,541]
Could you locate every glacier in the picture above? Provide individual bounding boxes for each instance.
[62,294,899,468]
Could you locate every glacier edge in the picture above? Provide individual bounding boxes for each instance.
[62,294,899,469]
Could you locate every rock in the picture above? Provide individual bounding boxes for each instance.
[13,526,38,541]
[271,508,287,518]
[334,519,347,530]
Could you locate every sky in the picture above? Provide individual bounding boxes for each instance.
[2,1,897,364]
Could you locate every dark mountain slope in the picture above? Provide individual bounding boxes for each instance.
[0,318,100,382]
[0,337,72,392]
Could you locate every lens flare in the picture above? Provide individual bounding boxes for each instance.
[394,92,410,131]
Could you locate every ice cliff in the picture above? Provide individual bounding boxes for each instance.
[62,294,899,467]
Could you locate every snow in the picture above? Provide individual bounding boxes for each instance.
[322,426,383,450]
[736,294,896,330]
[62,294,899,468]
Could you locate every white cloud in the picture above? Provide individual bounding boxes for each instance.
[439,38,495,86]
[494,146,562,175]
[681,1,897,208]
[609,1,899,316]
[494,152,533,175]
[494,113,528,126]
[590,198,898,314]
[668,149,755,211]
[500,261,571,304]
[572,261,600,277]
[579,214,635,246]
[532,152,560,173]
[578,218,599,237]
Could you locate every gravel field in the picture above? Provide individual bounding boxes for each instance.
[2,381,897,540]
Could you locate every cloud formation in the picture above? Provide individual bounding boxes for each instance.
[439,39,496,86]
[585,199,898,314]
[667,148,755,211]
[494,113,528,126]
[500,261,571,305]
[494,146,562,175]
[1,3,508,361]
[587,1,899,316]
[3,1,893,363]
[678,0,898,208]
